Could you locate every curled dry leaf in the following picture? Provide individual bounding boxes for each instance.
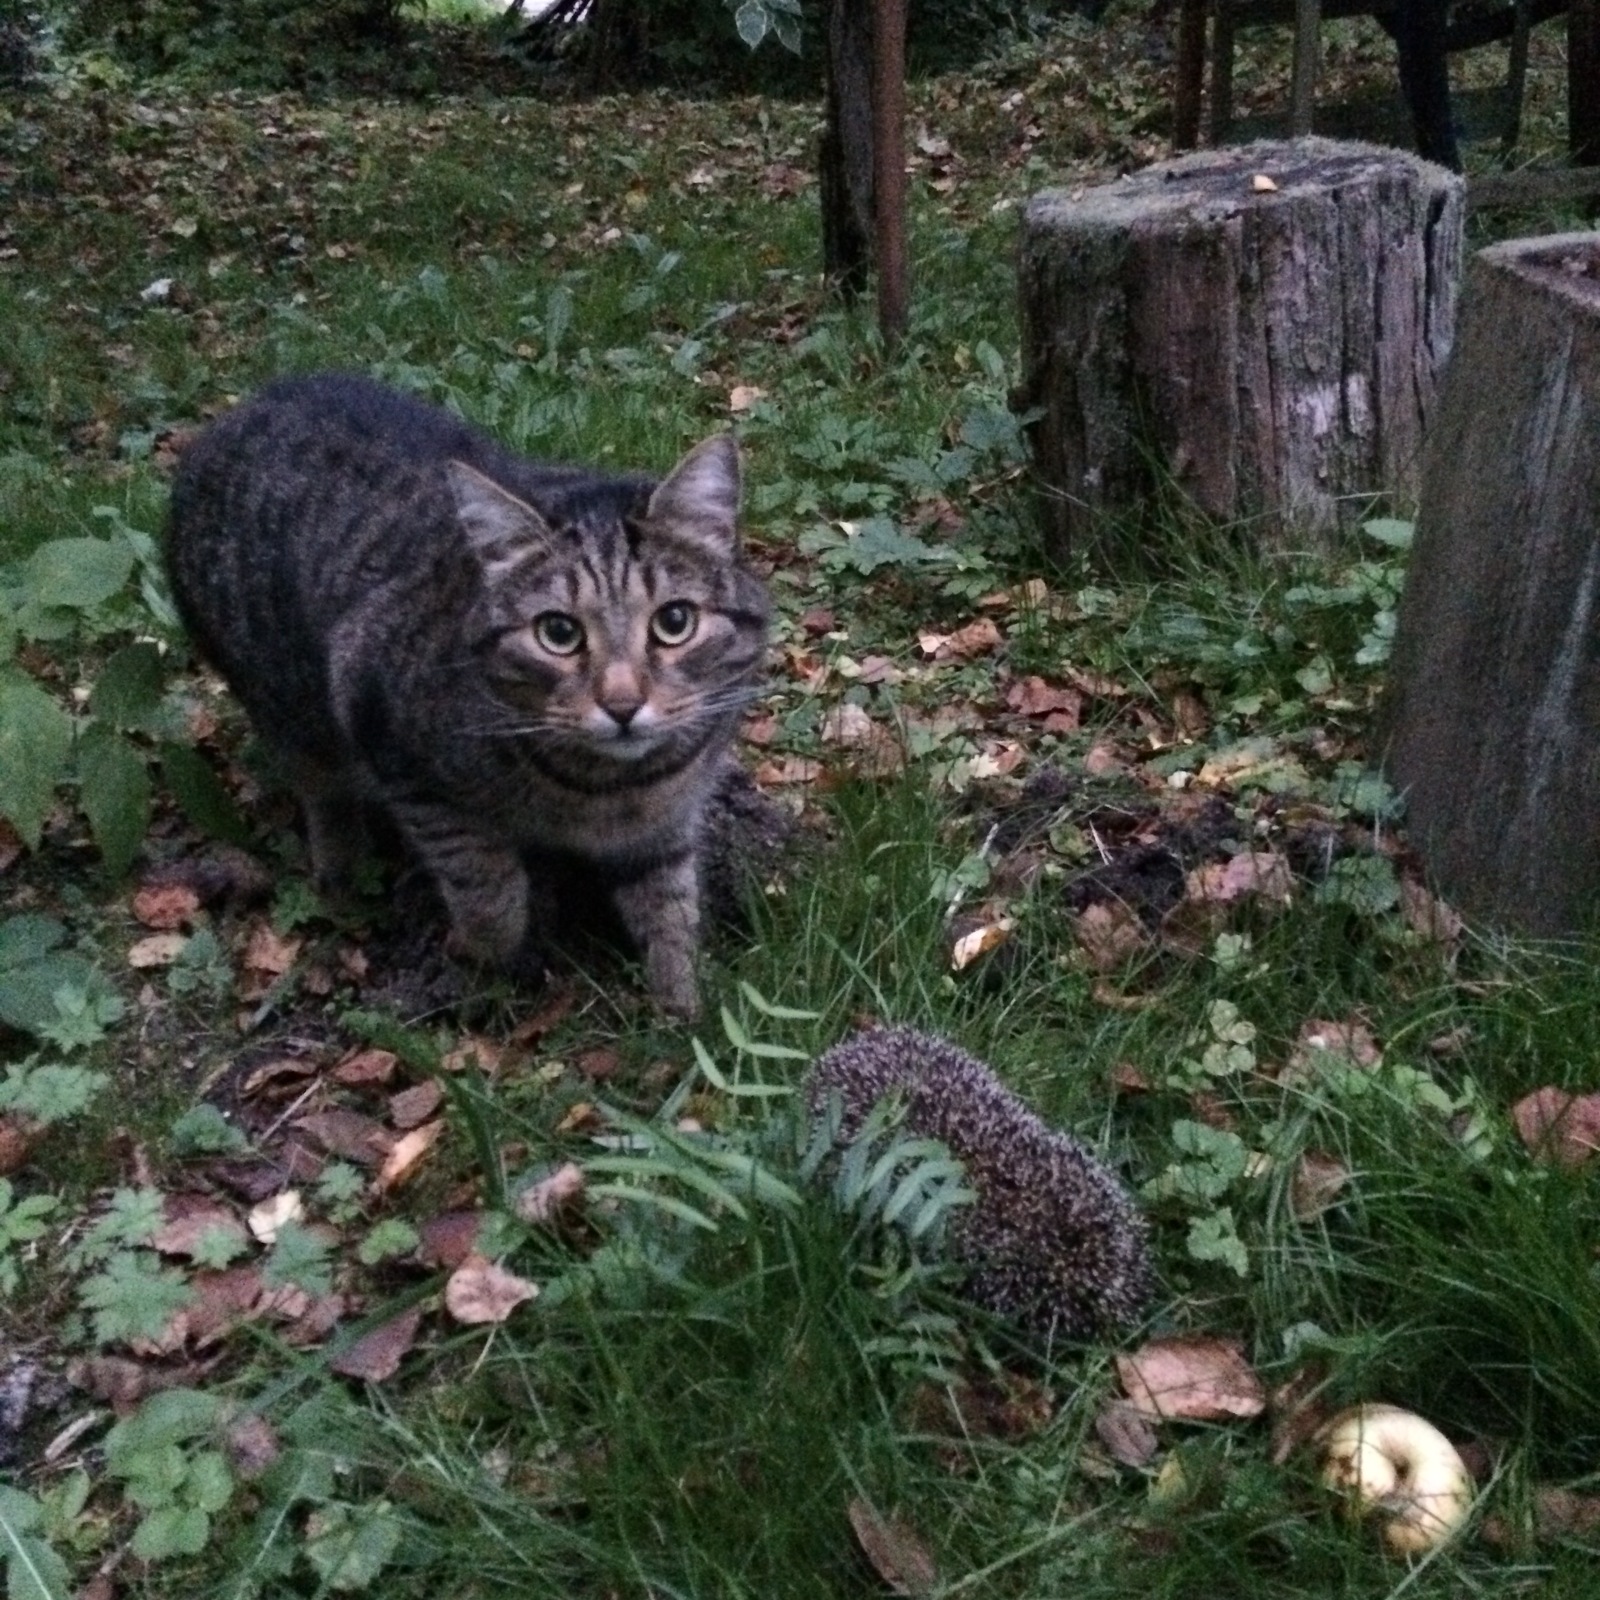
[1510,1087,1600,1168]
[127,932,188,969]
[1117,1335,1267,1422]
[918,616,1003,662]
[445,1253,539,1325]
[1185,851,1293,907]
[1074,900,1150,973]
[950,917,1015,972]
[376,1118,444,1191]
[1282,1016,1381,1082]
[132,882,202,930]
[513,1161,586,1226]
[441,1035,503,1075]
[1095,1398,1161,1467]
[388,1079,444,1131]
[555,1101,602,1136]
[243,923,301,978]
[331,1048,399,1087]
[296,1109,393,1168]
[1291,1150,1352,1219]
[247,1190,304,1244]
[1005,676,1083,722]
[328,1306,423,1383]
[846,1499,939,1597]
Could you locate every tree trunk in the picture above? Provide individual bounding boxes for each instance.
[871,0,908,347]
[1380,233,1600,936]
[1573,0,1600,166]
[1015,137,1464,566]
[820,0,875,297]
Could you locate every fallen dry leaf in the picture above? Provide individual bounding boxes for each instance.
[917,616,1003,662]
[1282,1016,1382,1082]
[728,383,767,413]
[296,1109,393,1168]
[1005,676,1084,723]
[153,1194,250,1260]
[1117,1336,1266,1421]
[1095,1398,1161,1466]
[329,1306,423,1383]
[950,918,1015,972]
[239,1055,319,1098]
[184,1266,266,1347]
[1290,1150,1351,1219]
[513,1161,586,1226]
[127,932,188,970]
[132,882,201,930]
[416,1211,485,1270]
[243,923,301,978]
[1185,852,1294,907]
[555,1101,602,1136]
[445,1253,539,1325]
[247,1190,303,1244]
[1074,900,1151,972]
[1510,1086,1600,1168]
[441,1036,503,1075]
[376,1119,444,1191]
[508,987,577,1045]
[1399,878,1464,945]
[388,1079,444,1131]
[846,1500,939,1597]
[331,1048,399,1087]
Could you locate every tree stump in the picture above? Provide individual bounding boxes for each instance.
[1015,138,1464,565]
[1380,233,1600,936]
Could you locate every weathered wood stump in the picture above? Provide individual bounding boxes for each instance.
[1381,233,1600,936]
[1016,138,1464,564]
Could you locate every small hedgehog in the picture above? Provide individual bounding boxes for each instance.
[805,1027,1154,1341]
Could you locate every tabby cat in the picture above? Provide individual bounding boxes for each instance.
[165,373,771,1018]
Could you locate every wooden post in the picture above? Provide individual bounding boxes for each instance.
[1290,0,1320,136]
[1173,0,1208,150]
[1382,234,1600,933]
[820,0,875,297]
[871,0,908,348]
[1015,139,1464,564]
[1572,0,1600,165]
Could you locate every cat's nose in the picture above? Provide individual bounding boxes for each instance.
[599,663,646,728]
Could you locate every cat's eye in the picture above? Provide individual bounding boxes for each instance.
[650,601,699,646]
[534,612,585,655]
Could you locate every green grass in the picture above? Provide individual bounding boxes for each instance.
[1,12,1598,1598]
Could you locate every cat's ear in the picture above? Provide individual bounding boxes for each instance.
[446,460,555,577]
[646,435,741,560]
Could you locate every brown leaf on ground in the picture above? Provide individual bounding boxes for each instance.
[239,1055,320,1099]
[819,704,903,777]
[331,1048,399,1087]
[846,1500,939,1597]
[445,1254,539,1325]
[1066,665,1128,699]
[1281,1016,1381,1082]
[1399,877,1464,945]
[441,1035,503,1075]
[152,1194,250,1260]
[753,756,822,787]
[1185,851,1294,907]
[185,1267,266,1347]
[127,933,188,970]
[224,1411,282,1478]
[0,1114,40,1176]
[918,616,1003,661]
[1005,676,1083,724]
[68,1355,164,1412]
[555,1101,602,1136]
[513,1162,586,1226]
[575,1047,621,1082]
[950,917,1015,972]
[1290,1150,1351,1219]
[243,923,301,978]
[508,986,577,1045]
[798,606,835,637]
[1095,1398,1161,1466]
[1074,900,1151,972]
[1110,1060,1154,1093]
[296,1110,393,1168]
[1083,742,1129,778]
[728,383,766,414]
[389,1079,444,1131]
[132,882,202,930]
[1117,1336,1266,1421]
[376,1119,444,1191]
[416,1211,485,1270]
[1266,1362,1331,1465]
[247,1190,304,1244]
[1510,1087,1600,1168]
[328,1306,423,1383]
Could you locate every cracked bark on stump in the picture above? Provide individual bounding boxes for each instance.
[1381,233,1600,935]
[1015,138,1464,566]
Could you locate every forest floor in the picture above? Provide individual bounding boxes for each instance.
[1,10,1598,1598]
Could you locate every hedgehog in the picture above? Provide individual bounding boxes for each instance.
[805,1027,1154,1341]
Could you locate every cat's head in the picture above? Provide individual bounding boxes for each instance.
[445,437,768,764]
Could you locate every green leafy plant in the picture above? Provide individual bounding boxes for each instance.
[103,1389,236,1562]
[0,916,124,1048]
[0,1485,71,1600]
[0,1179,60,1297]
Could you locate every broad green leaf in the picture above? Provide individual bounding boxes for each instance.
[303,1501,404,1592]
[1187,1208,1250,1276]
[130,1504,210,1561]
[77,727,151,879]
[0,677,73,848]
[89,642,167,732]
[0,916,66,967]
[105,1389,225,1465]
[1361,517,1415,550]
[0,1486,70,1600]
[158,741,248,844]
[734,0,768,47]
[0,955,99,1037]
[21,538,136,611]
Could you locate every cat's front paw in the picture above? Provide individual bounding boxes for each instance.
[647,949,700,1021]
